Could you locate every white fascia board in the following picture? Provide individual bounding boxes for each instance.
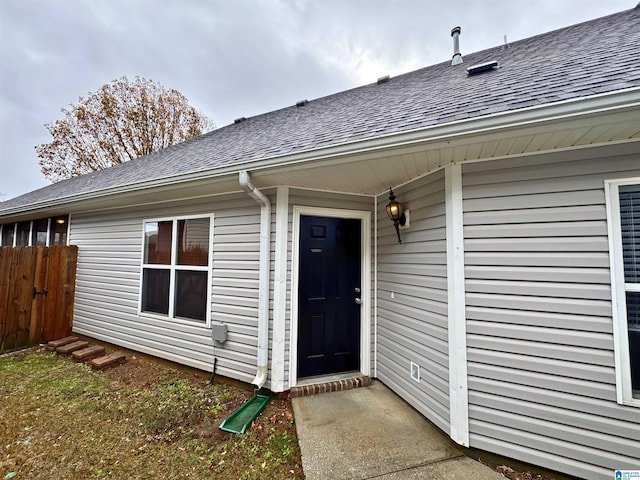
[3,88,638,219]
[445,163,470,446]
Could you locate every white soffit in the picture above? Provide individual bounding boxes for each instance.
[252,108,640,195]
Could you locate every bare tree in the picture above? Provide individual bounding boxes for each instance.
[36,76,214,182]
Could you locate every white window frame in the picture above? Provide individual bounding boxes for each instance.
[605,177,640,407]
[138,214,214,327]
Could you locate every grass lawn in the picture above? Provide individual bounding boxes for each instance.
[0,349,303,479]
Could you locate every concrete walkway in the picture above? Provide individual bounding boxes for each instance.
[292,381,505,480]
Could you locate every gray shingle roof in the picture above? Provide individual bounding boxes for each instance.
[2,5,639,213]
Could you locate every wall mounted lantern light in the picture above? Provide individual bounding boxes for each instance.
[386,187,406,243]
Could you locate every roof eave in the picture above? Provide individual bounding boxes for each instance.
[1,87,638,221]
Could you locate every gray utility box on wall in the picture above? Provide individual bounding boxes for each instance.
[211,322,228,344]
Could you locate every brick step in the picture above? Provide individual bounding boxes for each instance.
[90,352,126,370]
[290,376,372,398]
[47,337,127,371]
[46,336,79,351]
[71,345,106,362]
[56,340,90,355]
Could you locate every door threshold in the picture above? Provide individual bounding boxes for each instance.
[290,372,371,398]
[296,371,362,386]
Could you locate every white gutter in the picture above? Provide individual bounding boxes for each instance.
[239,170,271,390]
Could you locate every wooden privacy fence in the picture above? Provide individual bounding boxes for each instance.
[0,246,78,353]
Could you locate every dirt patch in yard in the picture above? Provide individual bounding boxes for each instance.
[0,349,303,480]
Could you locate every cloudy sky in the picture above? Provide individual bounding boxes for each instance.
[0,0,635,201]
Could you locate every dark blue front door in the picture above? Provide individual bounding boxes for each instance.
[297,215,361,378]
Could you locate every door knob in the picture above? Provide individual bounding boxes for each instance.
[354,297,362,305]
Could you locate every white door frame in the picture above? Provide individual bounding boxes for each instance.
[289,206,372,387]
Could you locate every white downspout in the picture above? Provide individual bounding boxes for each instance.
[239,170,271,390]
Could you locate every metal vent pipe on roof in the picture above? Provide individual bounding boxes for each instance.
[451,26,463,65]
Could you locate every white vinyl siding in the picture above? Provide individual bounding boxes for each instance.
[376,171,450,433]
[462,143,640,480]
[70,193,262,385]
[70,187,374,391]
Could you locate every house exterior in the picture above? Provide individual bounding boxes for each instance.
[1,6,639,480]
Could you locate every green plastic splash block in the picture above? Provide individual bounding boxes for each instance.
[219,394,270,434]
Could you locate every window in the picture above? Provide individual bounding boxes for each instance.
[0,216,69,247]
[140,215,213,324]
[50,216,69,246]
[16,222,30,246]
[606,178,640,406]
[1,224,15,246]
[32,219,49,246]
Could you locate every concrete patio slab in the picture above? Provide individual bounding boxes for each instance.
[292,380,504,480]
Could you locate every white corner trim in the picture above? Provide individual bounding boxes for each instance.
[604,177,640,407]
[289,205,372,387]
[271,186,289,392]
[373,196,379,379]
[445,163,470,446]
